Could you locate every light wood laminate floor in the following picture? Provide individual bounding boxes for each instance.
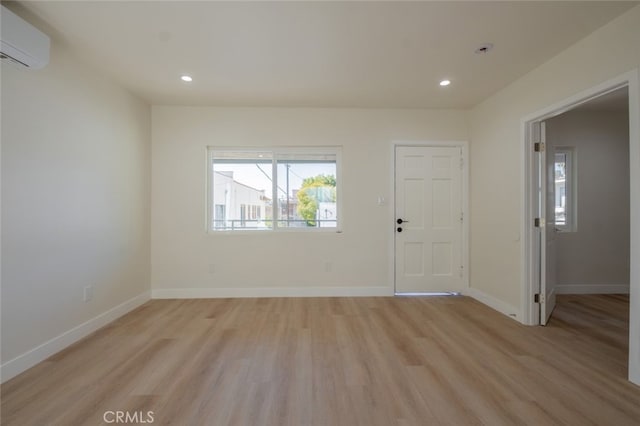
[1,294,638,425]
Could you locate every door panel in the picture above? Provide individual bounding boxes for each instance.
[433,180,452,227]
[542,122,558,324]
[538,121,557,325]
[395,146,463,293]
[404,179,425,228]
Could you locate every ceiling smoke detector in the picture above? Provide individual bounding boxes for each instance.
[475,43,494,54]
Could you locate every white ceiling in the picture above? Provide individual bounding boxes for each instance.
[15,1,639,109]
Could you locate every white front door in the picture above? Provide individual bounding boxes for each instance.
[395,146,464,293]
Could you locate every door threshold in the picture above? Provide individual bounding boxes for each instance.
[394,292,462,296]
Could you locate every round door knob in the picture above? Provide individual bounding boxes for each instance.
[397,227,403,232]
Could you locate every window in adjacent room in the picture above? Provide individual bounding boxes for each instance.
[554,147,576,232]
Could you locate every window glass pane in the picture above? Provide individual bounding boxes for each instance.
[212,151,273,230]
[276,153,337,228]
[554,152,567,226]
[209,148,340,232]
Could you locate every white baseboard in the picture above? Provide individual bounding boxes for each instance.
[464,288,521,322]
[0,291,151,384]
[556,284,630,294]
[152,286,394,299]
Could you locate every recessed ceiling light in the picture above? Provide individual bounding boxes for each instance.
[439,79,451,87]
[181,75,193,82]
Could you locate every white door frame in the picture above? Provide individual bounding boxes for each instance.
[521,70,640,385]
[390,141,469,295]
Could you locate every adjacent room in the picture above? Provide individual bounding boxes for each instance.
[2,1,640,424]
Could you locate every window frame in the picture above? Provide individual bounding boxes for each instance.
[553,146,577,233]
[207,146,342,234]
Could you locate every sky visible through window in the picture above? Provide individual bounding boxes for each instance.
[214,162,335,199]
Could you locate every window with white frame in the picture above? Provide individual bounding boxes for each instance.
[208,147,340,232]
[554,147,576,232]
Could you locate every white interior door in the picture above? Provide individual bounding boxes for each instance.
[538,122,557,324]
[395,146,463,293]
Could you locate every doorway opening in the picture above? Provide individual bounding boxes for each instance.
[522,71,639,385]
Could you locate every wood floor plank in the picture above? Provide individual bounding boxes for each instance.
[2,295,639,425]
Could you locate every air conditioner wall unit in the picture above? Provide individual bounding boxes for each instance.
[1,5,50,69]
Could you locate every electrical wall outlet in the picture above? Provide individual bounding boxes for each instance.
[83,286,93,302]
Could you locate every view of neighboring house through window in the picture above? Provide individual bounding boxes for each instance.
[211,151,273,230]
[554,147,575,232]
[209,148,340,231]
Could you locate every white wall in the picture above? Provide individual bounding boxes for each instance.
[546,110,630,293]
[470,6,640,308]
[469,5,640,383]
[151,107,467,296]
[1,38,151,380]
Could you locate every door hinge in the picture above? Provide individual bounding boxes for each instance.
[459,265,464,278]
[534,142,545,152]
[460,157,464,169]
[534,293,544,304]
[459,212,463,223]
[534,217,544,227]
